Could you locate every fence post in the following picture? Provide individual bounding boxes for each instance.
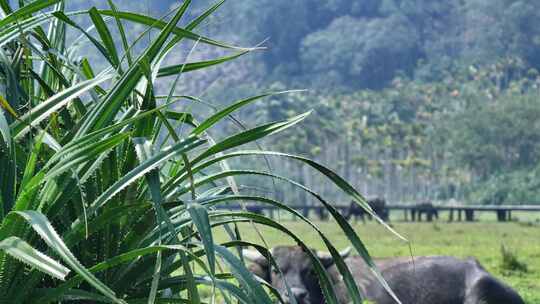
[465,210,474,222]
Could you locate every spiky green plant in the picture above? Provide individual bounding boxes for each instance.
[0,1,403,303]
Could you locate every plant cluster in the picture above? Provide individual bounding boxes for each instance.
[0,1,397,303]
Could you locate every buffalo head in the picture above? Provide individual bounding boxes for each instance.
[244,245,351,304]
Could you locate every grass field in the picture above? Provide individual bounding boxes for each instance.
[214,219,540,303]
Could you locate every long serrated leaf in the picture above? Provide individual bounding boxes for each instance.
[191,91,302,136]
[52,11,117,68]
[163,112,310,194]
[163,111,197,128]
[0,14,54,48]
[214,245,273,304]
[41,131,62,152]
[79,137,205,224]
[52,245,195,301]
[89,7,119,68]
[148,250,161,304]
[157,50,250,77]
[106,0,132,65]
[0,0,12,16]
[45,132,129,179]
[132,136,167,304]
[12,211,127,304]
[203,194,364,304]
[76,2,192,137]
[10,73,114,138]
[198,112,309,160]
[187,203,215,275]
[185,0,225,31]
[186,165,403,303]
[0,0,60,29]
[20,131,45,190]
[46,103,175,166]
[185,150,406,242]
[212,215,340,304]
[0,236,69,280]
[96,9,255,51]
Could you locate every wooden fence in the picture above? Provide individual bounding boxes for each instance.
[217,204,540,222]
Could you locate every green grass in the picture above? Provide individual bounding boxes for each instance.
[214,220,540,304]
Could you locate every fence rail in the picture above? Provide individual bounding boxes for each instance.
[216,204,540,222]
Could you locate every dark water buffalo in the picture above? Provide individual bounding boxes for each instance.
[244,246,524,304]
[315,206,329,221]
[345,197,389,222]
[411,202,439,222]
[246,204,264,215]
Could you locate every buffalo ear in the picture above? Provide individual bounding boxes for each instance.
[317,247,352,268]
[248,261,270,281]
[244,249,270,281]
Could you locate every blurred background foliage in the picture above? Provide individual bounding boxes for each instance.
[58,0,540,206]
[6,0,540,207]
[196,0,540,205]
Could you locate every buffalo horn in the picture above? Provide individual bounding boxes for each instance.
[243,249,268,266]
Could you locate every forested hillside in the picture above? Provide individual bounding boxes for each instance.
[45,0,540,204]
[207,0,540,90]
[70,1,540,89]
[176,0,540,205]
[254,60,540,205]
